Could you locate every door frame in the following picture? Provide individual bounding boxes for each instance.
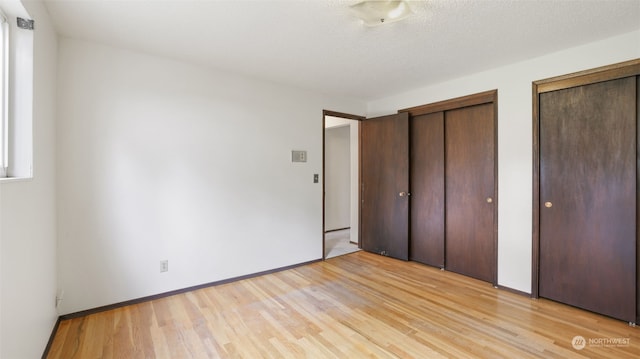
[322,110,365,259]
[531,59,640,301]
[400,90,499,285]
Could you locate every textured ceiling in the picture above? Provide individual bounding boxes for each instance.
[42,0,640,101]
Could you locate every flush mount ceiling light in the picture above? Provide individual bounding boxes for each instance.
[350,0,414,26]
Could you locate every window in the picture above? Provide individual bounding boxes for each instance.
[0,10,7,178]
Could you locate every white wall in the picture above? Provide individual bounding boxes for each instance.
[368,29,640,293]
[56,37,364,315]
[325,125,350,230]
[0,0,58,357]
[348,120,359,241]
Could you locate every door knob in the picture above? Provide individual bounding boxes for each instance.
[399,192,410,197]
[486,197,493,203]
[544,201,552,208]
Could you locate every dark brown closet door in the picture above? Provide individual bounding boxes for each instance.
[445,103,496,283]
[410,112,445,267]
[361,112,410,260]
[539,77,636,322]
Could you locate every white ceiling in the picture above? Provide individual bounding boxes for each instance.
[42,0,640,101]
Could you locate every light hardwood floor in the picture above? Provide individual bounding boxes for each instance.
[47,251,639,358]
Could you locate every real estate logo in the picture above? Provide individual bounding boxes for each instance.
[571,335,586,350]
[571,335,630,350]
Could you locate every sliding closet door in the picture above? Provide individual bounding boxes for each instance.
[445,103,496,283]
[361,112,410,260]
[410,112,445,267]
[404,90,497,281]
[539,77,636,322]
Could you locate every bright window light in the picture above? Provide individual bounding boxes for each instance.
[0,10,7,178]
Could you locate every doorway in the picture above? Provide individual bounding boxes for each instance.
[323,110,363,259]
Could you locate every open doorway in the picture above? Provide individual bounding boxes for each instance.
[323,111,363,259]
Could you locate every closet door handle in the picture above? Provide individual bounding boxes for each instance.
[486,197,493,203]
[544,201,553,208]
[399,192,410,197]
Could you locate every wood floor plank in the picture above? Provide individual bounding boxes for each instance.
[46,319,71,358]
[46,251,640,358]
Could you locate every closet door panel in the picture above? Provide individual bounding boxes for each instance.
[361,113,410,260]
[445,103,496,283]
[410,112,445,267]
[539,77,636,322]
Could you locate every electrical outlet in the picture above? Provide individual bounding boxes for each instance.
[55,290,64,308]
[160,260,168,273]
